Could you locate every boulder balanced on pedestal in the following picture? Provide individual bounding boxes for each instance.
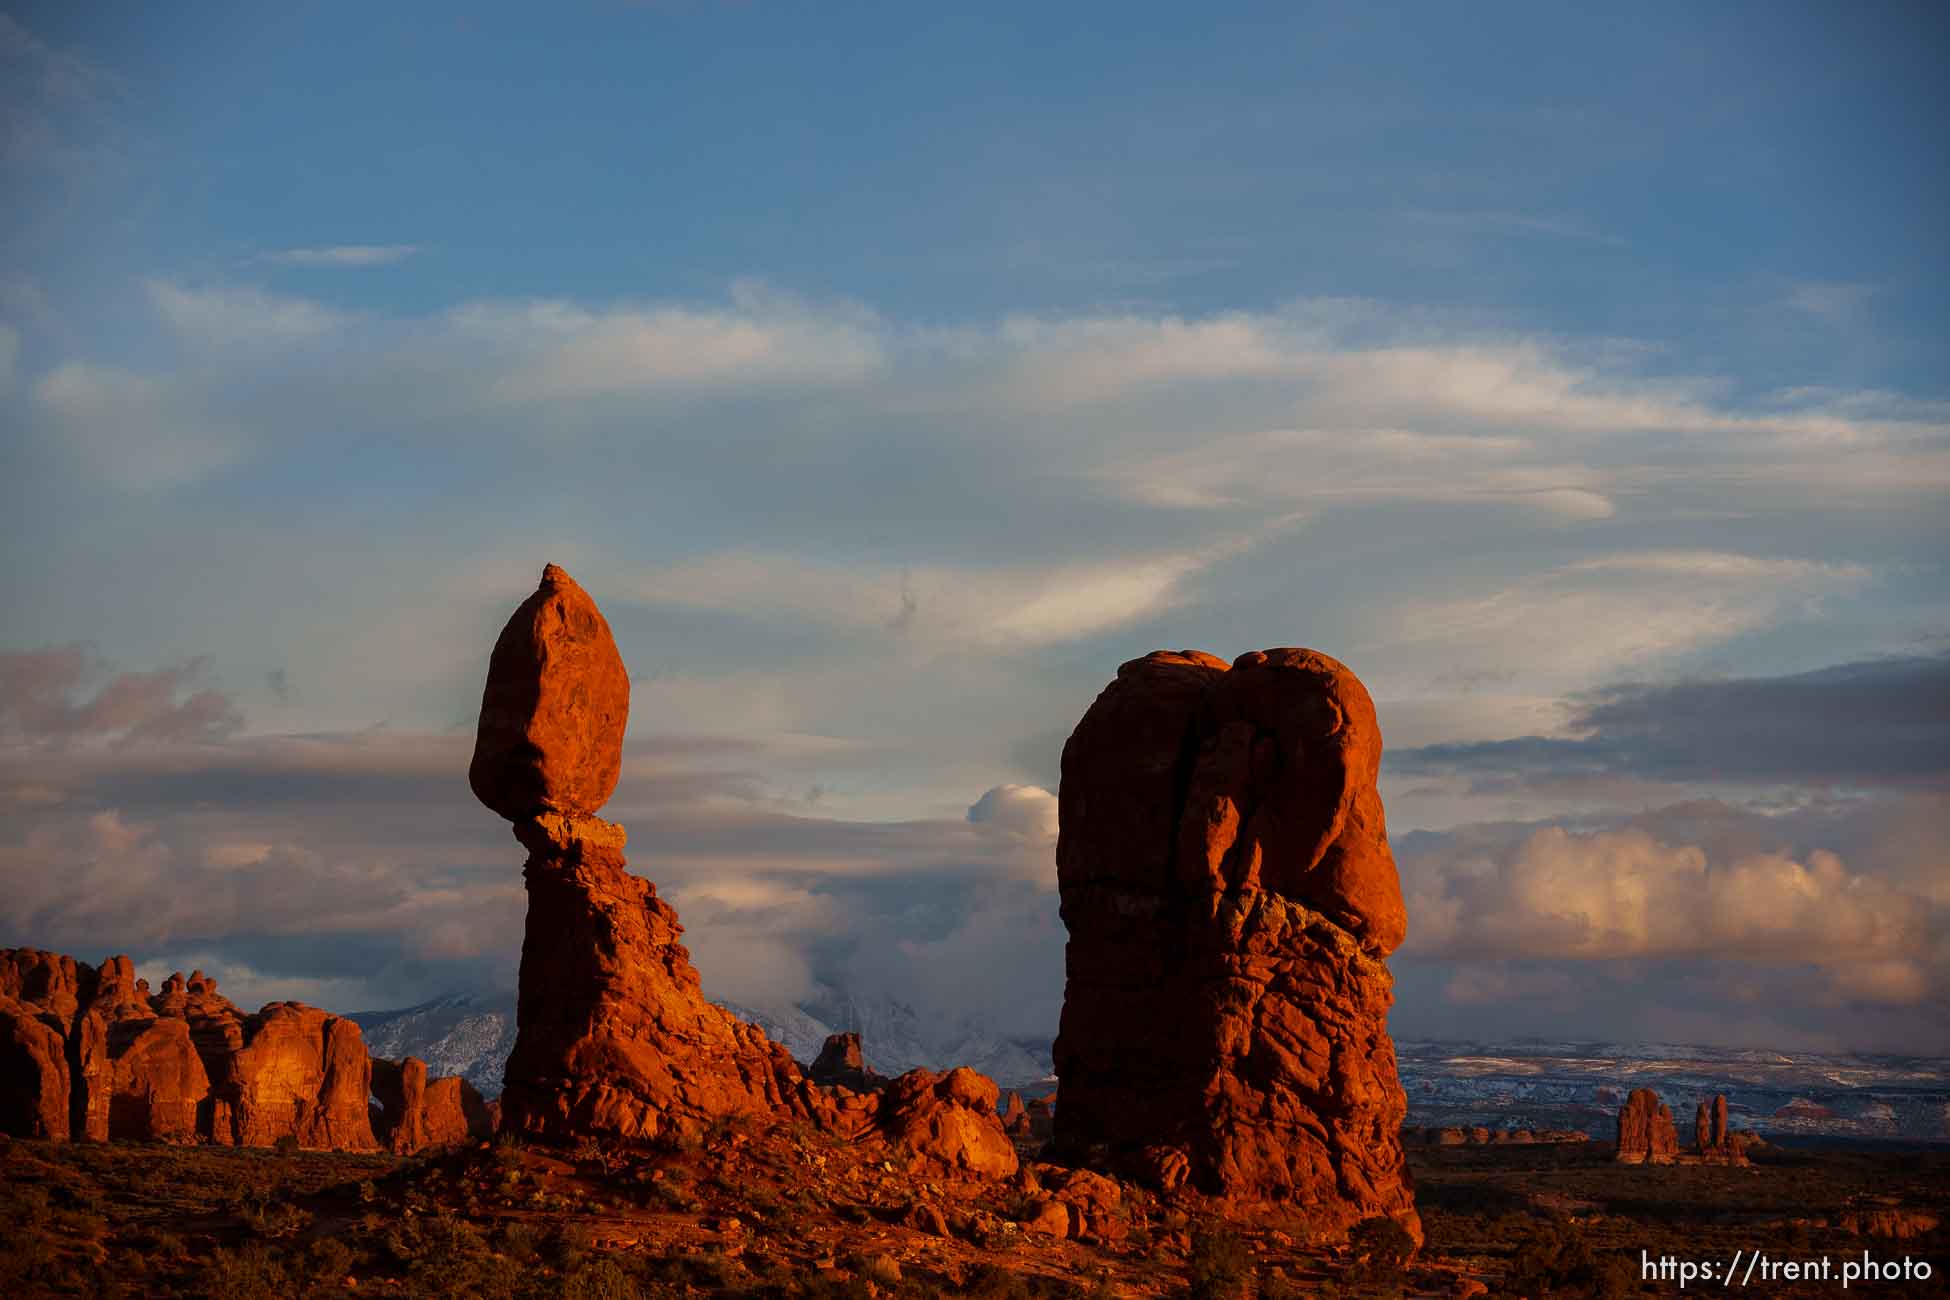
[474,565,1015,1176]
[1052,648,1419,1240]
[476,567,816,1144]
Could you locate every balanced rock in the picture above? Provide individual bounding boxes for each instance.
[475,572,812,1144]
[1616,1088,1679,1164]
[470,564,631,821]
[1052,649,1418,1241]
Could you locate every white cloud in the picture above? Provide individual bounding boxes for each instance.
[34,362,244,490]
[1401,823,1944,1007]
[262,244,419,268]
[1365,548,1870,692]
[448,284,885,401]
[145,279,348,350]
[623,538,1269,651]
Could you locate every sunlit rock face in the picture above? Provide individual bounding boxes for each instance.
[0,951,380,1150]
[1052,648,1419,1241]
[476,567,822,1145]
[469,563,631,823]
[476,565,1016,1177]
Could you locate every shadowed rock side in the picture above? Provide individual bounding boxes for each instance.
[1052,648,1418,1240]
[470,564,631,822]
[372,1055,493,1154]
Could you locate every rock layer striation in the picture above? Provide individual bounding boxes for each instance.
[1052,648,1417,1239]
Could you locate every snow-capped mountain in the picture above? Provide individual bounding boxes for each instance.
[351,992,518,1099]
[720,990,1056,1093]
[1394,1040,1950,1143]
[351,987,1055,1098]
[346,992,1947,1145]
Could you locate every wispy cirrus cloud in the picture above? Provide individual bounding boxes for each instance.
[260,244,420,267]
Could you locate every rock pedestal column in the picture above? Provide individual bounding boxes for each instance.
[1052,648,1419,1241]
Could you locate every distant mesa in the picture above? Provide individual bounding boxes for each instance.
[0,948,483,1154]
[1050,647,1419,1242]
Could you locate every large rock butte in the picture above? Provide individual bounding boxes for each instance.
[477,565,1015,1177]
[1615,1087,1680,1164]
[470,563,632,822]
[1052,648,1418,1240]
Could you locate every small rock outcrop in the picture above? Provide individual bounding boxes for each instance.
[0,948,477,1152]
[1616,1088,1680,1164]
[1692,1093,1754,1164]
[1052,648,1418,1241]
[372,1056,493,1154]
[809,1032,883,1093]
[879,1067,1019,1179]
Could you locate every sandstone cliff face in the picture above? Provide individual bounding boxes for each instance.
[1052,648,1418,1240]
[0,998,69,1139]
[1615,1088,1680,1164]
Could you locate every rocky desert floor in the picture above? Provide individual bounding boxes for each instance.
[1,1126,1945,1298]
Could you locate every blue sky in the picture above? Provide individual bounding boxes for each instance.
[2,2,1945,1052]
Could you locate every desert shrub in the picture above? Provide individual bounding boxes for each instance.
[304,1235,356,1286]
[199,1242,297,1298]
[274,1134,301,1153]
[1506,1218,1633,1298]
[548,1221,593,1272]
[1342,1215,1417,1293]
[237,1188,312,1238]
[498,1220,539,1262]
[1187,1224,1251,1299]
[563,1256,642,1300]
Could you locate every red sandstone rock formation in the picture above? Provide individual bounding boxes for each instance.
[1692,1093,1752,1164]
[0,998,69,1139]
[470,563,631,822]
[1615,1088,1680,1164]
[1052,648,1418,1241]
[476,566,1016,1177]
[809,1032,884,1093]
[0,947,387,1151]
[373,1056,493,1154]
[879,1067,1019,1179]
[478,569,817,1145]
[496,810,816,1144]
